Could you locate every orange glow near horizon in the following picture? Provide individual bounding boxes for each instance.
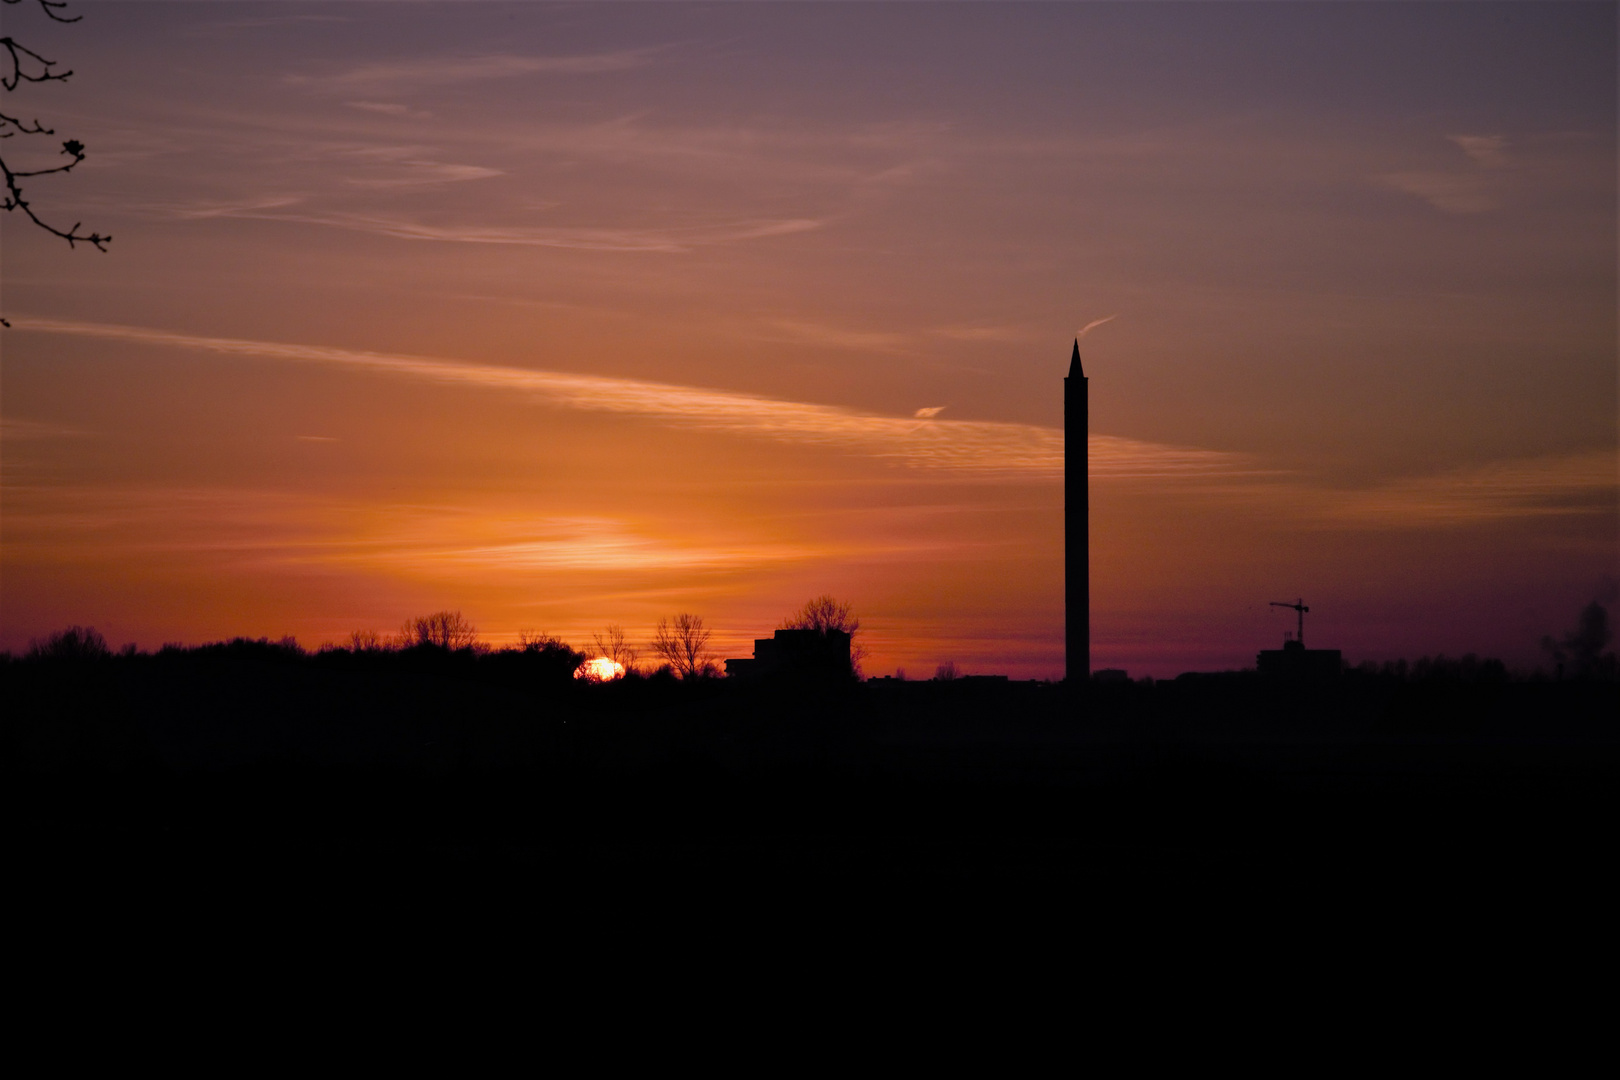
[1,4,1614,677]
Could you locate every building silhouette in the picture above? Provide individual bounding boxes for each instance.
[725,628,852,682]
[1256,598,1341,679]
[1257,639,1342,680]
[1066,340,1089,681]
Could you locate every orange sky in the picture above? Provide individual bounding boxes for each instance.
[2,3,1614,677]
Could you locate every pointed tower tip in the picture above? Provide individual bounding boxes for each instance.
[1069,338,1084,378]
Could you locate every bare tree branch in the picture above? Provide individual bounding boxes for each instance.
[592,624,639,672]
[652,614,716,680]
[780,594,866,678]
[3,0,82,25]
[400,610,480,651]
[0,0,108,277]
[1,20,74,92]
[0,107,54,136]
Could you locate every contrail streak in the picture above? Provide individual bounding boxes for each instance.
[1077,314,1118,338]
[12,316,1262,480]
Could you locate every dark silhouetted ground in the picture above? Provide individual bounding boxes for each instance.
[6,643,1614,985]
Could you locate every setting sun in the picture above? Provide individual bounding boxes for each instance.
[574,657,627,682]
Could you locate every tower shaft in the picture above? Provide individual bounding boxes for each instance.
[1065,342,1089,681]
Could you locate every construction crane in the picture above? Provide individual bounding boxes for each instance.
[1269,598,1309,646]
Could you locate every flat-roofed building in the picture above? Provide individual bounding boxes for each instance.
[725,627,852,682]
[1257,639,1342,680]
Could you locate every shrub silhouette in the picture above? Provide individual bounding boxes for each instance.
[1354,655,1510,683]
[512,633,584,681]
[195,636,304,662]
[26,625,110,661]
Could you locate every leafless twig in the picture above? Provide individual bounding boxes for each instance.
[3,0,81,25]
[0,0,108,269]
[653,614,716,679]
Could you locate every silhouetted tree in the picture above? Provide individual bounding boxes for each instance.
[401,610,479,650]
[508,632,583,681]
[933,661,959,682]
[516,629,561,651]
[592,624,639,672]
[1543,600,1616,680]
[348,628,390,653]
[26,624,109,660]
[780,594,866,677]
[195,635,304,662]
[1,1,109,270]
[652,614,715,680]
[1408,653,1508,684]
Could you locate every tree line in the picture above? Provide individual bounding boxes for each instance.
[11,594,870,682]
[11,597,1616,684]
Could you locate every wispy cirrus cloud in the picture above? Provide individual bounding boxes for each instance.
[756,318,911,353]
[174,196,307,219]
[357,515,822,575]
[167,205,820,252]
[1316,451,1616,527]
[1449,134,1509,169]
[0,485,946,588]
[0,485,330,560]
[185,13,353,38]
[1376,171,1498,214]
[345,162,504,188]
[10,317,1264,481]
[289,49,665,90]
[344,101,435,120]
[307,142,506,187]
[928,324,1031,344]
[0,417,91,442]
[1375,133,1515,214]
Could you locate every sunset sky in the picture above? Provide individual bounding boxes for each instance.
[2,2,1614,678]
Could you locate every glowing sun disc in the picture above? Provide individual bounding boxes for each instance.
[575,656,626,682]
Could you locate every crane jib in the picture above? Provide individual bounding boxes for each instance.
[1269,599,1310,646]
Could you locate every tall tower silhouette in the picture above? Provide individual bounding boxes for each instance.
[1065,340,1089,681]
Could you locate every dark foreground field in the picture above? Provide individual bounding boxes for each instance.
[7,645,1616,986]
